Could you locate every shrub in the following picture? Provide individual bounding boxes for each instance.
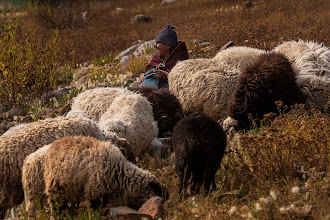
[0,20,62,110]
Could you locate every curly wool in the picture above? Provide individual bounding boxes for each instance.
[0,116,104,215]
[273,40,330,111]
[228,52,305,129]
[68,87,133,121]
[135,87,184,137]
[43,136,164,209]
[169,58,239,120]
[172,113,227,193]
[98,93,159,159]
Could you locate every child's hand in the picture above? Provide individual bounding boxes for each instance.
[153,70,168,79]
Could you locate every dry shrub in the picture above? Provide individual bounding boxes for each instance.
[0,20,62,109]
[241,104,329,185]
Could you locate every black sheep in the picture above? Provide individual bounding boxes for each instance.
[228,52,305,129]
[172,113,227,193]
[135,87,184,137]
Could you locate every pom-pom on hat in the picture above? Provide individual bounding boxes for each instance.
[155,24,178,47]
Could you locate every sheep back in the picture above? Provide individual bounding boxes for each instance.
[228,52,305,129]
[0,116,104,212]
[98,93,158,159]
[212,46,266,72]
[44,136,165,209]
[172,113,227,192]
[135,87,184,137]
[169,58,239,120]
[69,87,133,121]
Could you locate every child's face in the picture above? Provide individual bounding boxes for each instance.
[154,42,170,58]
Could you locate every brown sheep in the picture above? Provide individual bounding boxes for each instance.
[228,52,306,129]
[135,87,184,137]
[43,136,167,211]
[172,113,227,193]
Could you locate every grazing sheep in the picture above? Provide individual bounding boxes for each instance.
[98,93,160,159]
[68,87,132,121]
[213,46,266,72]
[22,134,134,217]
[135,87,184,137]
[273,40,330,111]
[41,136,165,210]
[169,58,239,120]
[0,116,105,218]
[172,113,227,193]
[228,52,305,129]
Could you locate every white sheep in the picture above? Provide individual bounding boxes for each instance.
[98,93,160,159]
[212,46,266,72]
[168,58,240,120]
[68,87,132,121]
[273,40,330,111]
[25,136,166,214]
[0,116,105,218]
[169,46,267,121]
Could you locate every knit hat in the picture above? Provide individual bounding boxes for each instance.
[155,24,178,47]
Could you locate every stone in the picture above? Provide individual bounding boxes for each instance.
[221,41,235,50]
[111,7,125,15]
[74,74,91,88]
[39,108,57,119]
[3,108,25,120]
[115,45,140,61]
[133,40,156,57]
[138,196,165,220]
[161,0,176,6]
[245,0,254,8]
[74,67,91,81]
[131,14,152,24]
[112,206,152,220]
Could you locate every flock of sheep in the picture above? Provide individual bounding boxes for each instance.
[0,39,329,218]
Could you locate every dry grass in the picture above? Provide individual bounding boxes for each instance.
[11,0,330,65]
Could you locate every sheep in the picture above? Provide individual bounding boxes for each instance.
[169,46,267,121]
[68,87,133,121]
[228,52,306,130]
[22,134,135,217]
[134,87,184,137]
[273,40,330,112]
[172,113,227,193]
[169,58,239,121]
[38,136,165,211]
[212,46,266,72]
[98,93,160,159]
[0,116,105,218]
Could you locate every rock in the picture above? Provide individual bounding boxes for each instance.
[111,7,125,15]
[245,0,255,8]
[20,115,34,123]
[58,100,73,116]
[40,86,77,105]
[115,45,140,61]
[138,196,165,220]
[39,108,57,119]
[133,40,156,57]
[221,41,235,50]
[74,67,91,81]
[112,206,152,220]
[131,14,152,24]
[3,108,25,120]
[74,74,91,88]
[161,0,176,6]
[120,55,133,68]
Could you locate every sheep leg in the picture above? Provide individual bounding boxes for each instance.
[0,207,6,219]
